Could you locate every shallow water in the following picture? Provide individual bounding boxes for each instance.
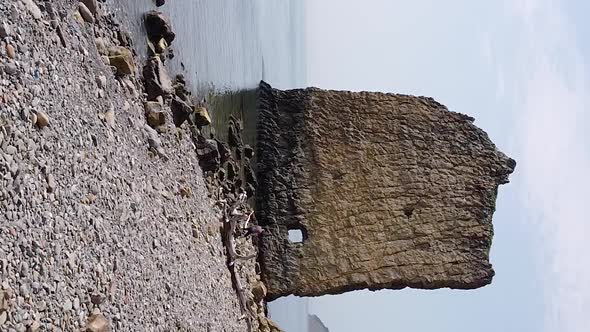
[114,1,309,331]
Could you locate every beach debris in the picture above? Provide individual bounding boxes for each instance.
[155,0,166,7]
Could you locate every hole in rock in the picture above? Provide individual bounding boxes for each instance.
[288,229,304,243]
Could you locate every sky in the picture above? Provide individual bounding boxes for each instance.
[302,0,590,331]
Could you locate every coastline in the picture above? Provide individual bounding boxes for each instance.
[0,0,277,331]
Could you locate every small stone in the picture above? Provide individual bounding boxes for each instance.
[251,281,267,302]
[23,0,42,20]
[90,293,104,305]
[5,44,15,59]
[0,310,6,325]
[0,22,10,38]
[155,38,168,54]
[78,2,95,23]
[81,0,98,15]
[193,106,211,127]
[104,109,115,127]
[108,47,134,75]
[86,314,109,332]
[36,112,49,128]
[47,174,56,193]
[5,145,17,155]
[27,320,41,332]
[244,145,255,159]
[96,75,107,89]
[63,299,72,311]
[179,186,191,198]
[95,38,107,55]
[155,0,166,7]
[3,62,17,76]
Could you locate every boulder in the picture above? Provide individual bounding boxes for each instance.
[144,101,166,127]
[108,47,135,75]
[143,56,173,100]
[144,11,175,45]
[192,106,211,127]
[170,97,192,127]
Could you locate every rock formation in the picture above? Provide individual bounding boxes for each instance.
[256,82,516,300]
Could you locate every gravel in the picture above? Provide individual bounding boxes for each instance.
[0,0,260,331]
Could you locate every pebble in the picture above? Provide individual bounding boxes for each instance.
[96,75,107,89]
[81,0,99,15]
[3,62,17,75]
[23,0,43,20]
[6,145,17,155]
[35,112,49,128]
[78,2,95,23]
[6,44,15,59]
[63,299,72,311]
[47,174,56,192]
[0,21,10,38]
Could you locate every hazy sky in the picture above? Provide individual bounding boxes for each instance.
[304,0,589,331]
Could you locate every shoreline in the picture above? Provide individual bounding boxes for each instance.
[0,0,278,331]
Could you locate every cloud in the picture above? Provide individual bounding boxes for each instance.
[507,0,590,331]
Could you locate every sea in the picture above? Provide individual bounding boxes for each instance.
[116,1,309,331]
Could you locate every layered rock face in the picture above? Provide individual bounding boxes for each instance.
[256,82,516,300]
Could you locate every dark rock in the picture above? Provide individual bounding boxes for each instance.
[170,97,192,127]
[0,22,11,38]
[142,56,173,100]
[243,163,257,188]
[192,106,211,127]
[217,168,226,182]
[78,2,94,23]
[81,0,98,15]
[196,139,220,172]
[156,0,166,7]
[244,145,254,159]
[215,139,230,164]
[226,161,237,182]
[228,120,242,148]
[245,183,255,198]
[144,11,175,45]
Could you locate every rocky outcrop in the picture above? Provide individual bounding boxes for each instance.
[257,82,516,300]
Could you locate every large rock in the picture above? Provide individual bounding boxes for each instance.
[108,47,135,75]
[143,56,173,100]
[144,11,175,45]
[256,82,516,300]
